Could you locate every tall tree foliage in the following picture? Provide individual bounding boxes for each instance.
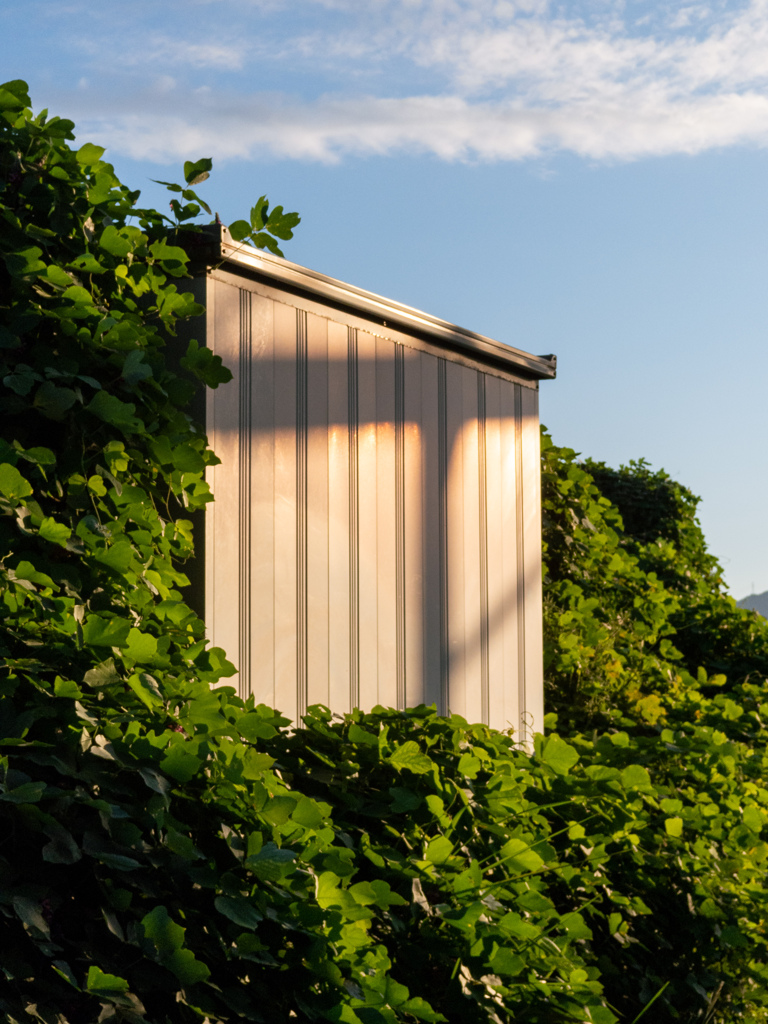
[541,434,768,731]
[4,81,768,1024]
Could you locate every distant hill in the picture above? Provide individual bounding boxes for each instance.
[737,591,768,617]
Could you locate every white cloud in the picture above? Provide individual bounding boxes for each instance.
[70,88,768,164]
[76,33,247,71]
[59,0,768,163]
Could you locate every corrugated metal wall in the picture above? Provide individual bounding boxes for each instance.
[204,269,543,742]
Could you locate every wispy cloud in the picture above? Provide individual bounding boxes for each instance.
[75,33,248,71]
[56,0,768,163]
[70,90,768,164]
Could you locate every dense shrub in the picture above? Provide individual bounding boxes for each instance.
[541,435,768,731]
[4,79,768,1024]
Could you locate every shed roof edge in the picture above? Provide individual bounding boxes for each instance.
[189,226,556,381]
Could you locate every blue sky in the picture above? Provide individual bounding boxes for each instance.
[4,0,768,597]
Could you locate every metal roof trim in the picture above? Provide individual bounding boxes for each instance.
[198,226,556,381]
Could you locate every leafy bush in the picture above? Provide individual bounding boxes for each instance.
[6,640,768,1023]
[586,457,768,686]
[4,78,768,1024]
[541,434,768,731]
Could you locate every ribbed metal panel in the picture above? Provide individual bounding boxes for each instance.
[203,270,545,741]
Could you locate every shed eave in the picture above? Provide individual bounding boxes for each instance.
[193,227,557,381]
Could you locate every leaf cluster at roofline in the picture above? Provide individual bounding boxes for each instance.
[5,80,768,1024]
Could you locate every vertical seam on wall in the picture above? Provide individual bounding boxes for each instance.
[347,327,360,711]
[437,358,449,716]
[296,309,308,720]
[395,343,406,710]
[514,383,527,745]
[477,372,490,726]
[238,289,252,702]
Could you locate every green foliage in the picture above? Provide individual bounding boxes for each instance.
[541,432,768,732]
[228,196,301,257]
[6,667,768,1023]
[586,457,768,686]
[537,432,768,1021]
[0,80,296,1020]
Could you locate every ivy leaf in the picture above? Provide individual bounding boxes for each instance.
[499,837,544,874]
[139,767,172,802]
[165,947,211,986]
[389,786,421,813]
[584,765,620,782]
[42,824,82,864]
[664,817,683,837]
[86,390,145,434]
[0,780,46,803]
[46,264,73,288]
[228,219,252,242]
[620,764,652,791]
[86,965,130,1002]
[51,961,80,991]
[425,836,453,865]
[183,157,212,185]
[540,735,579,776]
[250,197,269,231]
[14,560,55,588]
[54,677,83,698]
[458,752,482,778]
[94,851,141,871]
[214,896,263,929]
[720,925,749,949]
[141,905,184,957]
[68,253,104,274]
[62,284,95,306]
[265,205,300,241]
[248,231,283,257]
[97,540,135,573]
[0,79,31,110]
[160,744,202,783]
[141,905,210,984]
[33,381,77,420]
[246,842,297,881]
[4,246,45,277]
[237,713,278,742]
[489,949,525,977]
[149,240,188,277]
[291,796,324,829]
[171,443,205,473]
[127,672,163,709]
[399,997,446,1022]
[388,741,433,774]
[121,349,153,387]
[124,627,158,664]
[88,171,116,205]
[349,722,378,746]
[743,806,764,833]
[99,225,135,258]
[180,339,232,388]
[82,616,131,648]
[12,896,50,938]
[561,912,593,940]
[21,446,56,466]
[0,462,33,500]
[76,142,105,165]
[4,366,40,395]
[83,657,122,689]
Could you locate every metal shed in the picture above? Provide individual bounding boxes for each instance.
[186,227,556,743]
